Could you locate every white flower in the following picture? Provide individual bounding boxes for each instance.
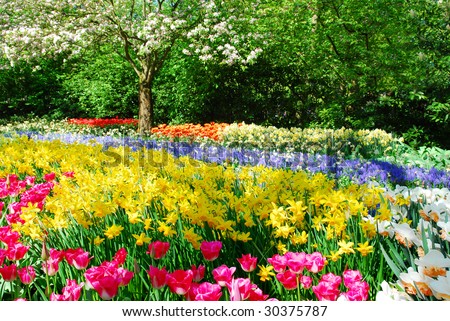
[414,249,450,268]
[376,281,413,301]
[429,271,450,300]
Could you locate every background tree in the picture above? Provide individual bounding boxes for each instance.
[1,0,262,133]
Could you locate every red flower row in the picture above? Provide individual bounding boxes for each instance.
[67,118,138,127]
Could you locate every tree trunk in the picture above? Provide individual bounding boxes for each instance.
[138,80,153,135]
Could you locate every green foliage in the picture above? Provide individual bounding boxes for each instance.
[0,57,68,119]
[58,47,138,119]
[381,142,450,171]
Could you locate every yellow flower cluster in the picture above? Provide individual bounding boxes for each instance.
[1,136,380,257]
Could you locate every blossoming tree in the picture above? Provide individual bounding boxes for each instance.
[0,0,262,133]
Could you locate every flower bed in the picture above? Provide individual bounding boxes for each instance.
[0,135,449,301]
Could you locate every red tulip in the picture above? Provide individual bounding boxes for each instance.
[200,241,222,261]
[44,172,56,182]
[226,277,254,301]
[312,273,342,301]
[113,248,128,266]
[147,241,170,259]
[147,266,168,289]
[6,243,29,261]
[300,275,313,289]
[166,269,193,295]
[190,264,205,282]
[0,264,17,281]
[0,248,6,266]
[185,282,200,301]
[42,248,65,276]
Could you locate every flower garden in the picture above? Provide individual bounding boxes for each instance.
[0,118,449,301]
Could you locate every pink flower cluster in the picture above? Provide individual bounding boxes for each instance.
[268,251,326,290]
[268,251,370,301]
[1,173,65,225]
[312,270,369,301]
[147,240,272,301]
[84,248,134,300]
[0,225,35,285]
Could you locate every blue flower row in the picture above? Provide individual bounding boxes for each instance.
[9,131,450,189]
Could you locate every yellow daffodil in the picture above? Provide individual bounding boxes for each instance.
[143,218,153,230]
[291,231,308,245]
[327,250,342,262]
[257,265,276,282]
[132,233,151,246]
[338,240,355,255]
[157,221,177,237]
[93,236,105,246]
[104,224,124,239]
[355,241,374,256]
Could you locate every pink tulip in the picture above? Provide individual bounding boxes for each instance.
[6,242,29,261]
[166,269,193,295]
[320,272,342,287]
[84,261,133,300]
[195,282,222,301]
[0,248,6,266]
[276,270,299,290]
[42,248,65,276]
[212,265,236,287]
[0,226,20,245]
[341,281,370,301]
[147,266,168,289]
[17,266,36,284]
[226,278,254,301]
[237,254,258,272]
[343,269,363,288]
[267,254,287,272]
[305,252,326,273]
[190,264,205,282]
[25,176,35,186]
[146,241,170,259]
[0,264,17,281]
[185,282,200,301]
[300,275,313,289]
[65,248,92,270]
[42,259,60,276]
[200,241,222,261]
[312,273,342,301]
[50,279,84,301]
[285,251,307,274]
